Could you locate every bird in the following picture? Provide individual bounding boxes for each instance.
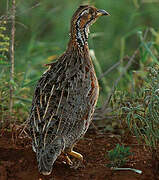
[28,5,109,175]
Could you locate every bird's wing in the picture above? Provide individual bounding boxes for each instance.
[29,55,98,150]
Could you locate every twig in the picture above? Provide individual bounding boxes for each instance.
[101,50,138,111]
[16,2,41,16]
[111,167,142,174]
[0,2,41,22]
[15,21,28,29]
[101,28,149,112]
[18,118,30,138]
[9,0,16,118]
[90,122,101,134]
[98,61,120,80]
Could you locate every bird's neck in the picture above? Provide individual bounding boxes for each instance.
[69,19,90,50]
[67,29,89,54]
[73,27,88,47]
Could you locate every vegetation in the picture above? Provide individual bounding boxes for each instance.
[1,0,159,173]
[121,66,159,150]
[107,144,133,168]
[0,0,158,120]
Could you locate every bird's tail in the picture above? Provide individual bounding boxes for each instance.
[37,151,55,175]
[36,136,65,175]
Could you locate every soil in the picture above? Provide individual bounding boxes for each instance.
[0,129,157,180]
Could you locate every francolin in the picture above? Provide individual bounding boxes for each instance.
[28,5,109,175]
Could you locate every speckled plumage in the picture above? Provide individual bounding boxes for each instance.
[28,5,109,175]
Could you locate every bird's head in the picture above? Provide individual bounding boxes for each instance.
[70,5,110,48]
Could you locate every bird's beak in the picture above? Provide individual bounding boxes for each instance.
[96,9,110,17]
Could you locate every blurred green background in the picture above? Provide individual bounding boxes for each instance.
[0,0,159,121]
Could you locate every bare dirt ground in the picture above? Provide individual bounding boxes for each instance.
[0,129,156,180]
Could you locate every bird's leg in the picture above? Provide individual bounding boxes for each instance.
[63,153,73,165]
[67,150,83,161]
[64,147,83,169]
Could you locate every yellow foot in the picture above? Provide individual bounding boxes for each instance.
[67,150,83,161]
[68,150,83,169]
[63,148,84,169]
[64,154,73,165]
